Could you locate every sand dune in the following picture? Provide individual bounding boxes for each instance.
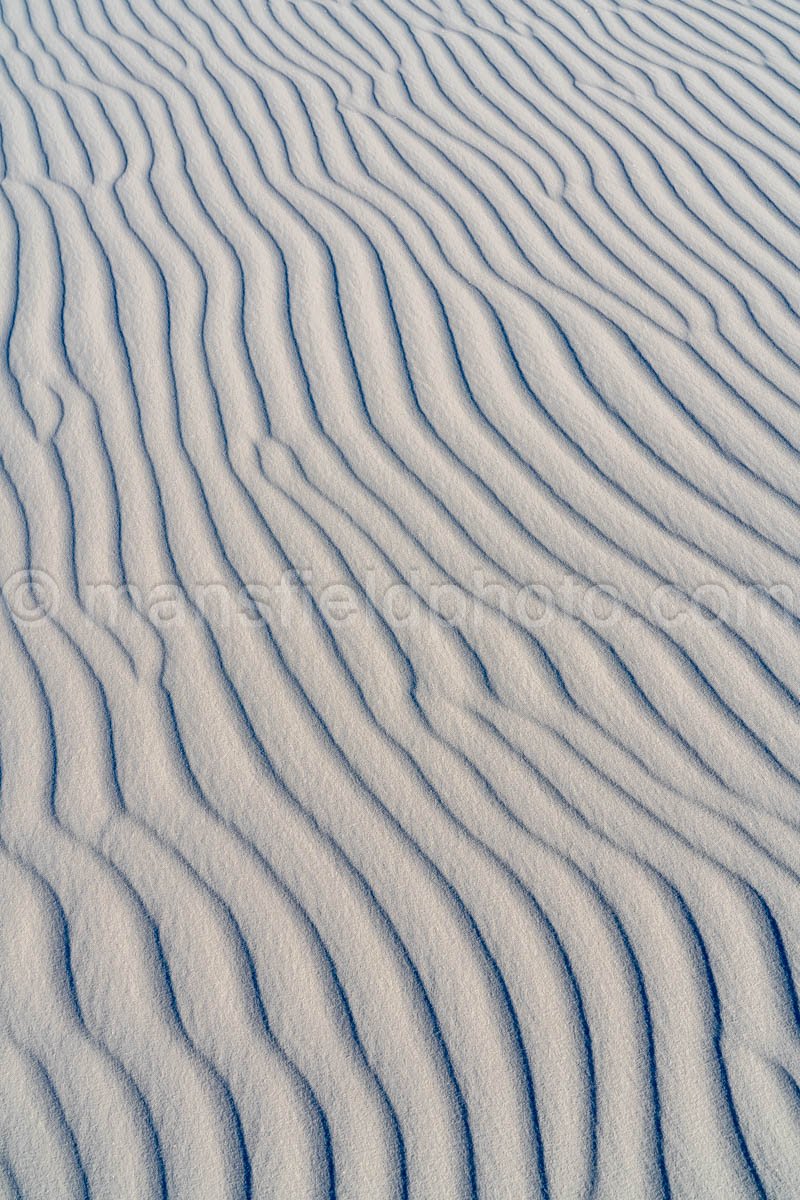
[1,0,800,1195]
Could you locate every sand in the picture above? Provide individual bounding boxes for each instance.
[0,0,799,1195]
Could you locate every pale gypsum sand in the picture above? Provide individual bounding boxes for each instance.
[0,0,799,1196]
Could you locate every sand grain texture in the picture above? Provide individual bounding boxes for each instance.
[0,0,799,1195]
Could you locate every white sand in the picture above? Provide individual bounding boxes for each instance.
[1,0,799,1195]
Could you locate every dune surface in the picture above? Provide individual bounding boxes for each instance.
[1,0,800,1195]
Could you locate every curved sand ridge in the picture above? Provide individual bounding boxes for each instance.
[1,0,800,1195]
